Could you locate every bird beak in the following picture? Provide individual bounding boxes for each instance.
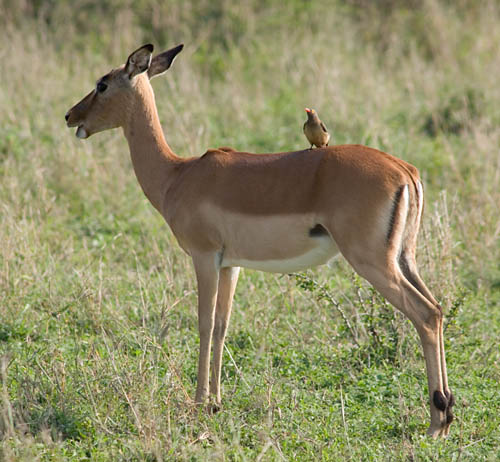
[305,108,311,113]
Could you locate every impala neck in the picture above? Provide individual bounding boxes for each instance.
[123,76,182,212]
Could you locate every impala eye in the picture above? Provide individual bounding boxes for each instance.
[96,82,108,93]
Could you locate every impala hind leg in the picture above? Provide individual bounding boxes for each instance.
[438,311,454,436]
[210,267,240,406]
[353,261,451,437]
[192,254,220,403]
[399,253,454,435]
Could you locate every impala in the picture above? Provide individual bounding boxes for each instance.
[65,44,454,437]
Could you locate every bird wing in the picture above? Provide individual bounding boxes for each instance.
[320,121,328,133]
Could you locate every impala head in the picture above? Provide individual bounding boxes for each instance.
[65,43,184,139]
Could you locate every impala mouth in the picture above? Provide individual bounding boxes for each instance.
[76,125,89,139]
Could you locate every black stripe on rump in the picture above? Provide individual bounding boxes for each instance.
[386,185,405,245]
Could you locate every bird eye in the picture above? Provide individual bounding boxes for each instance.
[96,82,108,93]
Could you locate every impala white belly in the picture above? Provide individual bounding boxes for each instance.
[200,204,339,273]
[222,234,338,273]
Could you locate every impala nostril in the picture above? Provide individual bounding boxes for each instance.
[65,112,70,122]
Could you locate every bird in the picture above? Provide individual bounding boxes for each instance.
[303,108,330,149]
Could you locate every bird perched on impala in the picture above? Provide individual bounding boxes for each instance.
[303,108,330,149]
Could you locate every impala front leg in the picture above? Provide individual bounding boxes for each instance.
[210,266,240,404]
[192,253,220,403]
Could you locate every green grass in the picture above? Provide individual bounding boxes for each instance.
[1,0,500,460]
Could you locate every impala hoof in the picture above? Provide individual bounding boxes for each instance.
[209,403,221,414]
[426,424,443,439]
[428,389,455,438]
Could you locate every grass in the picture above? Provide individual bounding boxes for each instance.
[1,0,500,460]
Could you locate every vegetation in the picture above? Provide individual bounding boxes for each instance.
[1,0,499,460]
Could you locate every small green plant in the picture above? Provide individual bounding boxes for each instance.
[292,272,359,346]
[444,286,468,334]
[291,272,409,367]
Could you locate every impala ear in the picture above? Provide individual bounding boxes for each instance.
[125,44,154,79]
[148,44,184,79]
